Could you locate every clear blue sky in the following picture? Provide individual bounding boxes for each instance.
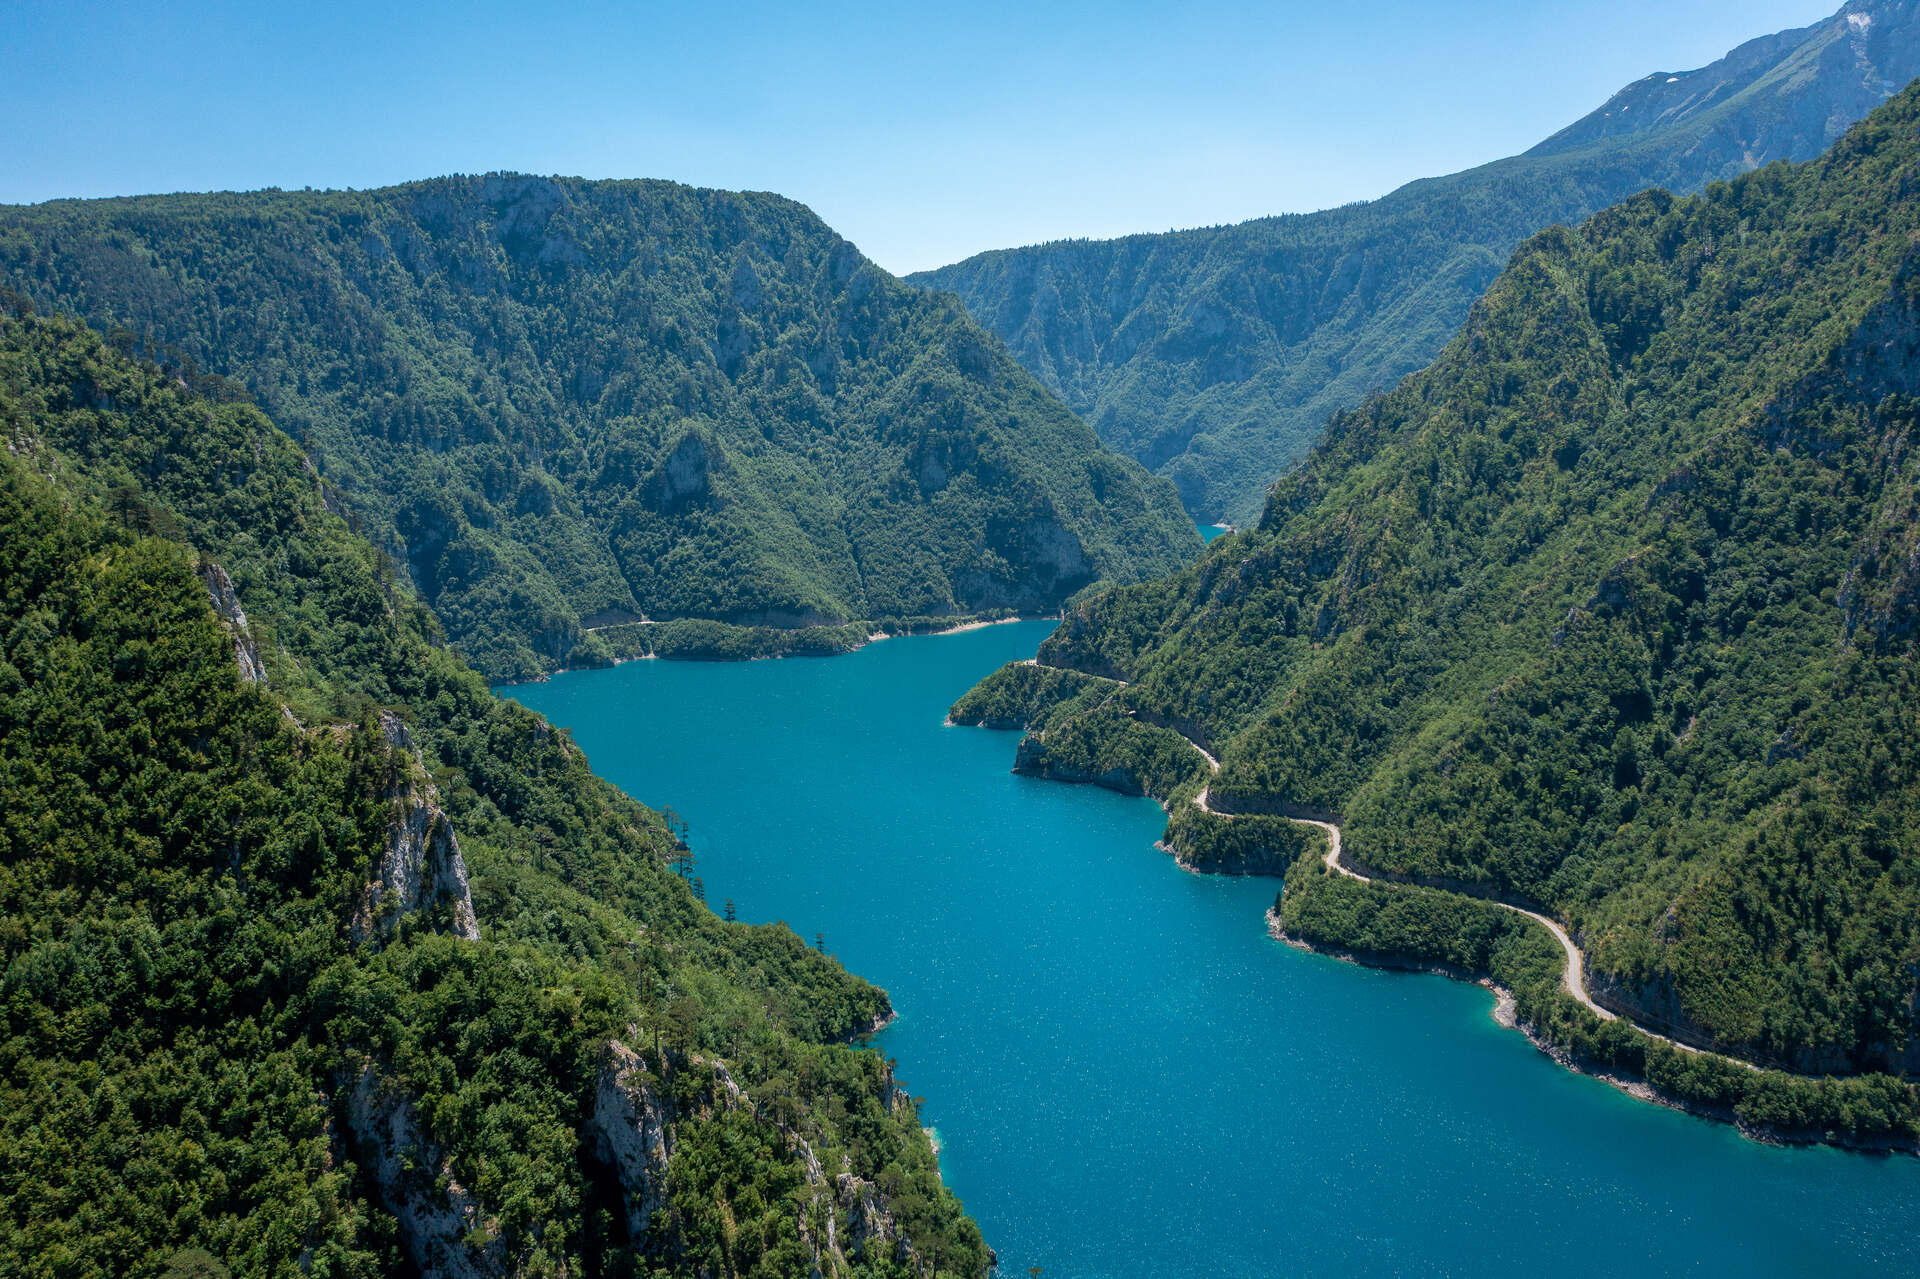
[3,0,1838,274]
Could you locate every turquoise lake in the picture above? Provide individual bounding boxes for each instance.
[505,621,1920,1277]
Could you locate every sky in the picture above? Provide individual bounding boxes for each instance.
[3,0,1840,275]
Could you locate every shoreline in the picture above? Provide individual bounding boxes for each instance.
[959,659,1918,1153]
[1265,908,1916,1155]
[505,613,1045,687]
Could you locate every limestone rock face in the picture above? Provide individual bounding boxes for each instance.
[589,1038,677,1241]
[585,1034,922,1276]
[344,1065,507,1279]
[1012,731,1143,796]
[199,561,266,684]
[835,1172,902,1263]
[645,433,714,512]
[351,711,481,943]
[1588,963,1920,1076]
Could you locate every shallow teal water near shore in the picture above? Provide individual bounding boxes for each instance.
[506,621,1919,1277]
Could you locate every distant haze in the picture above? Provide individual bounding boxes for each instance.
[4,0,1837,274]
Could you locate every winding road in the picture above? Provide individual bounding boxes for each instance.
[1181,708,1724,1055]
[1018,660,1711,1054]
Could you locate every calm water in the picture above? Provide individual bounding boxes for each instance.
[1199,523,1232,543]
[505,622,1919,1277]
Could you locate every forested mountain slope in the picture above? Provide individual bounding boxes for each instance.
[956,84,1920,1101]
[0,177,1196,680]
[911,0,1920,523]
[0,301,990,1277]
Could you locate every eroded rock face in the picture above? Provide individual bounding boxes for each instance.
[1588,963,1920,1076]
[958,510,1096,612]
[586,1034,922,1276]
[835,1173,901,1263]
[351,711,481,944]
[200,561,266,684]
[590,1038,677,1241]
[645,433,715,512]
[1011,732,1144,796]
[345,1065,507,1279]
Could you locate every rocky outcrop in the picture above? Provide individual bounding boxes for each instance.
[585,1034,927,1276]
[1012,732,1144,795]
[835,1173,903,1263]
[956,510,1096,612]
[344,1065,507,1279]
[351,711,481,944]
[199,561,266,684]
[589,1038,677,1241]
[1200,786,1341,825]
[644,433,716,512]
[1586,964,1920,1076]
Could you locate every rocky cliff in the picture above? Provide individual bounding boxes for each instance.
[199,561,266,685]
[350,711,480,944]
[345,1064,509,1278]
[585,1032,933,1276]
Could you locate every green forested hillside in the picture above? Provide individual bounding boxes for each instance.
[0,302,990,1277]
[0,177,1196,680]
[911,0,1920,522]
[956,82,1920,1109]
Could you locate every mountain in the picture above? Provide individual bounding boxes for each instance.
[950,83,1920,1144]
[910,0,1920,524]
[0,299,990,1276]
[0,177,1198,681]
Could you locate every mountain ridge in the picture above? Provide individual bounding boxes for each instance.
[946,79,1920,1141]
[0,174,1198,680]
[910,0,1920,522]
[0,298,993,1274]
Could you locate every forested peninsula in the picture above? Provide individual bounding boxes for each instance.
[0,300,993,1276]
[0,178,1197,681]
[951,81,1920,1150]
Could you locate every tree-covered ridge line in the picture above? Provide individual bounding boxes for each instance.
[952,660,1920,1149]
[0,174,1199,681]
[910,0,1920,523]
[949,79,1920,1131]
[0,302,992,1276]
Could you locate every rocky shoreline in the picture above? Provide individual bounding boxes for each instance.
[1265,909,1920,1156]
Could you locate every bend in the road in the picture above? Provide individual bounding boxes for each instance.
[1026,660,1717,1060]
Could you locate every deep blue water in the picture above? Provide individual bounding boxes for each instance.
[1198,523,1231,543]
[505,622,1919,1277]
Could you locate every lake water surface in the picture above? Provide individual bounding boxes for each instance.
[506,621,1919,1277]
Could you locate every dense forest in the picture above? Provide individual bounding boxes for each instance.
[952,81,1920,1141]
[0,301,992,1277]
[0,177,1197,680]
[912,0,1920,522]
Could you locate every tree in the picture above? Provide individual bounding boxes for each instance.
[667,993,704,1049]
[163,1251,229,1279]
